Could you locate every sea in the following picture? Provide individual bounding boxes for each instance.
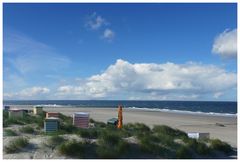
[3,100,237,117]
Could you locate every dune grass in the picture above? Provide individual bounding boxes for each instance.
[4,117,25,127]
[122,123,150,138]
[4,137,29,154]
[152,125,187,138]
[58,118,232,159]
[58,139,96,158]
[59,113,72,124]
[90,118,107,128]
[137,133,175,158]
[175,145,193,159]
[46,135,66,149]
[96,130,129,158]
[3,111,234,159]
[78,128,101,139]
[3,111,9,127]
[185,138,211,155]
[19,126,35,134]
[3,111,46,128]
[4,129,18,136]
[209,139,232,154]
[58,113,80,134]
[59,123,78,133]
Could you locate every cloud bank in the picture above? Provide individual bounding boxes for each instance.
[4,59,236,100]
[4,87,50,99]
[55,59,236,100]
[212,29,237,58]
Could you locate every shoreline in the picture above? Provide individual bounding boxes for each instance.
[6,104,237,117]
[7,105,238,148]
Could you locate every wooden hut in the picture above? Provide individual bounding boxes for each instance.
[33,106,43,115]
[44,117,59,132]
[187,132,210,140]
[46,112,59,118]
[8,109,25,118]
[73,112,89,128]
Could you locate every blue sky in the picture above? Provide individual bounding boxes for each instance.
[3,3,237,101]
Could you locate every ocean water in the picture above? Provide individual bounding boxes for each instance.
[3,100,237,117]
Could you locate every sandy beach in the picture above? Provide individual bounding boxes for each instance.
[10,105,237,148]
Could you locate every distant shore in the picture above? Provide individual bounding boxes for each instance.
[10,105,237,148]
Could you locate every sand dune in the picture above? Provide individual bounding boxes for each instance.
[11,105,237,148]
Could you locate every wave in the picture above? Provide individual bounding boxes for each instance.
[36,104,67,108]
[127,107,237,117]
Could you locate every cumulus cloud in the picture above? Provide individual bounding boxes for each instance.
[102,28,115,41]
[4,87,50,99]
[212,29,237,58]
[56,59,237,100]
[85,12,108,30]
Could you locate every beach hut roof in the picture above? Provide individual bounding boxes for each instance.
[45,117,59,121]
[74,112,89,117]
[75,112,89,115]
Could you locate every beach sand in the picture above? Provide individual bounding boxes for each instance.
[11,105,237,148]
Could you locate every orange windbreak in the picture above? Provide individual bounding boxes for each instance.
[117,105,123,129]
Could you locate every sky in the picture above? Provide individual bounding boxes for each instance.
[3,3,237,101]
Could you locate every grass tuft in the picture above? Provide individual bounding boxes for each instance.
[58,139,90,158]
[78,128,100,139]
[96,130,129,158]
[4,129,18,136]
[210,139,232,154]
[138,134,173,158]
[186,138,210,155]
[47,135,65,146]
[122,123,150,137]
[153,125,187,138]
[175,145,193,159]
[4,137,29,154]
[19,126,35,134]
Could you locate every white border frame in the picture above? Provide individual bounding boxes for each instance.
[0,0,238,161]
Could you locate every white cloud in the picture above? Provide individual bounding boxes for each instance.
[4,59,236,100]
[4,87,50,99]
[85,12,108,30]
[85,12,116,41]
[55,59,237,100]
[57,86,76,94]
[19,87,50,96]
[212,29,237,58]
[102,28,115,41]
[213,92,223,99]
